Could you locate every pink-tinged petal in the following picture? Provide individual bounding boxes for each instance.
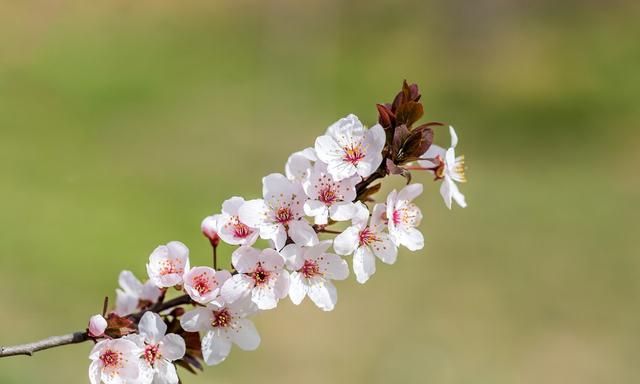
[238,199,269,228]
[305,240,332,260]
[370,203,388,232]
[89,339,108,360]
[269,224,288,250]
[231,246,260,273]
[280,244,304,270]
[118,270,142,295]
[397,183,423,203]
[115,290,138,317]
[180,307,213,333]
[288,220,319,247]
[221,274,254,304]
[262,173,293,198]
[304,199,326,218]
[166,241,189,261]
[449,125,459,148]
[273,271,290,299]
[231,319,260,351]
[139,312,167,344]
[318,253,349,280]
[154,359,179,384]
[258,249,285,271]
[288,272,307,305]
[307,279,338,311]
[215,269,232,286]
[201,330,232,366]
[89,360,101,384]
[333,226,360,256]
[351,201,370,228]
[329,202,356,222]
[353,246,376,284]
[251,284,278,310]
[222,196,246,216]
[371,233,398,264]
[419,144,446,168]
[140,281,162,303]
[88,314,107,338]
[159,333,186,361]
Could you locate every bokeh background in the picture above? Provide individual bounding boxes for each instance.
[1,1,639,383]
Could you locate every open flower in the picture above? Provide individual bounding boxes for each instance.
[89,338,141,384]
[386,183,424,251]
[238,173,318,250]
[418,125,467,209]
[126,312,185,384]
[146,241,190,288]
[215,197,259,246]
[281,240,349,311]
[285,147,317,182]
[334,202,397,284]
[115,270,162,316]
[314,114,385,181]
[221,246,289,310]
[302,162,359,225]
[180,299,260,366]
[183,266,231,304]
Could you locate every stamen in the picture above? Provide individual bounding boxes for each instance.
[299,259,321,278]
[212,308,232,328]
[343,144,366,165]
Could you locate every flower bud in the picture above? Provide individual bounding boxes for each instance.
[201,215,220,247]
[88,314,107,337]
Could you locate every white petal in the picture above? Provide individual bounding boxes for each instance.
[326,159,357,181]
[262,173,293,198]
[333,226,360,256]
[280,243,304,270]
[353,246,376,284]
[315,135,343,162]
[159,333,186,361]
[318,253,349,280]
[273,271,290,299]
[231,246,260,273]
[238,199,269,228]
[307,279,338,311]
[448,177,467,208]
[251,284,278,310]
[89,360,101,384]
[139,312,167,344]
[367,124,386,152]
[221,196,245,216]
[351,201,370,228]
[356,154,379,178]
[231,318,261,351]
[201,331,232,366]
[118,270,143,295]
[449,125,458,148]
[372,233,399,264]
[258,248,284,271]
[221,274,254,304]
[370,203,387,231]
[179,308,212,333]
[115,290,138,316]
[288,220,319,247]
[303,199,326,216]
[329,202,356,222]
[153,359,178,384]
[439,178,453,209]
[397,183,423,202]
[288,272,308,305]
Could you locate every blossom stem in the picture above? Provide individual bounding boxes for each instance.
[213,245,218,270]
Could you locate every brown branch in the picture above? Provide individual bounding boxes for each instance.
[0,294,194,359]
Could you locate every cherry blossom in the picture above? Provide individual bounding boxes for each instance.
[183,266,231,305]
[281,240,349,311]
[89,338,141,384]
[386,183,425,251]
[285,147,317,182]
[221,246,289,310]
[238,173,318,250]
[126,312,185,384]
[215,197,259,246]
[88,314,107,338]
[180,299,260,366]
[146,241,190,288]
[418,126,467,209]
[314,114,385,181]
[201,215,221,247]
[302,162,359,225]
[334,202,397,284]
[115,270,162,317]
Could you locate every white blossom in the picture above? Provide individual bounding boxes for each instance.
[146,241,190,288]
[285,147,317,182]
[334,202,397,284]
[386,183,424,251]
[302,162,359,225]
[115,270,162,317]
[314,114,385,181]
[215,197,259,246]
[89,338,141,384]
[418,125,467,209]
[183,266,231,305]
[238,173,318,250]
[281,240,349,311]
[221,246,289,310]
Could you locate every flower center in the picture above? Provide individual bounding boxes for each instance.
[143,344,161,366]
[275,207,293,224]
[100,349,123,368]
[434,155,446,180]
[192,274,211,295]
[318,186,338,205]
[212,308,232,328]
[343,144,365,165]
[454,155,466,182]
[359,227,379,246]
[159,260,182,276]
[251,266,270,286]
[233,221,251,238]
[299,259,321,278]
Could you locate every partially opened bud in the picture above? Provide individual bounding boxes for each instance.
[201,215,221,247]
[88,314,107,337]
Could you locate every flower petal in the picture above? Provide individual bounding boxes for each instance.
[159,333,186,361]
[288,272,308,305]
[139,312,167,344]
[353,246,376,284]
[201,330,232,366]
[288,220,319,247]
[307,279,338,311]
[231,319,260,351]
[333,226,360,256]
[221,274,254,304]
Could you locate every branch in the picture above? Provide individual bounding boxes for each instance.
[0,294,194,359]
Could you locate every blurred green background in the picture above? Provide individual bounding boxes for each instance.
[1,1,639,383]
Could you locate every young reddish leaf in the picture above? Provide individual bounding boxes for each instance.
[104,313,136,338]
[376,104,395,128]
[395,101,424,128]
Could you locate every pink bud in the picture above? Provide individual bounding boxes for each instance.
[88,314,107,337]
[201,215,221,247]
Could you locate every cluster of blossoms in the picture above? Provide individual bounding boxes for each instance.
[84,81,467,383]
